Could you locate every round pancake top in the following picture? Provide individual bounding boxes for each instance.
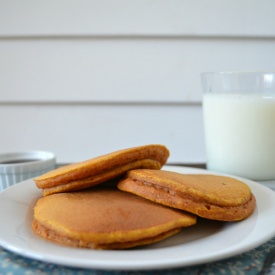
[124,169,252,206]
[34,144,169,187]
[33,188,196,244]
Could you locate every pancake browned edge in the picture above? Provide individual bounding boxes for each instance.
[117,169,256,221]
[32,188,197,249]
[34,144,169,196]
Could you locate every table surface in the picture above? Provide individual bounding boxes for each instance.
[1,163,274,275]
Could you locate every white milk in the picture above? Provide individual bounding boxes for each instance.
[203,93,275,180]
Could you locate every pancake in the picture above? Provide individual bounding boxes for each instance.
[117,169,256,221]
[34,144,169,196]
[32,188,196,249]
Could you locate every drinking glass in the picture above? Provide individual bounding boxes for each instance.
[201,71,275,181]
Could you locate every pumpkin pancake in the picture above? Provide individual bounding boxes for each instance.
[32,188,196,249]
[34,144,169,196]
[117,169,256,221]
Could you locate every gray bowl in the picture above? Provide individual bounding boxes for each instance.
[0,151,56,191]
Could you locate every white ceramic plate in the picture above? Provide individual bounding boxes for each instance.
[0,166,275,271]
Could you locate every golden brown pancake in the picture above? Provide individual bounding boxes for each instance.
[32,188,196,249]
[117,169,256,221]
[34,144,169,196]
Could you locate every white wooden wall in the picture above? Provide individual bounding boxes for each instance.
[1,0,275,163]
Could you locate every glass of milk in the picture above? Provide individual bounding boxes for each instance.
[201,71,275,181]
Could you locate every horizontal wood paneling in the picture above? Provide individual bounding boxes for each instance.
[0,104,205,163]
[1,1,274,163]
[1,37,275,103]
[1,0,275,37]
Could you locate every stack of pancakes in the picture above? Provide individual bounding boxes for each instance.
[32,144,256,249]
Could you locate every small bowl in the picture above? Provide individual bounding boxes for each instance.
[0,151,56,191]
